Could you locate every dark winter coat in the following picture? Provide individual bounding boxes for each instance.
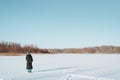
[26,53,33,69]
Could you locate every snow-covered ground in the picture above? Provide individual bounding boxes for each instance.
[0,54,120,80]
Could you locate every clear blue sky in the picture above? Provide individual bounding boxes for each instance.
[0,0,120,48]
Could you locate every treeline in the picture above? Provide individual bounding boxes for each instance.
[48,46,120,53]
[0,41,49,53]
[1,41,120,54]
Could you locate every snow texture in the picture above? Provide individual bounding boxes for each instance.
[0,54,120,80]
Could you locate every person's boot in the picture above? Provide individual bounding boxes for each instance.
[28,69,32,73]
[27,69,31,73]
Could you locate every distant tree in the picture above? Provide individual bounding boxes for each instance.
[0,41,49,54]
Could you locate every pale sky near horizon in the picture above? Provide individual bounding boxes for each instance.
[0,0,120,48]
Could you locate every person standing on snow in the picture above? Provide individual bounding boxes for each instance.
[26,50,33,73]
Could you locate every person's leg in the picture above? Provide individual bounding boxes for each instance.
[27,69,30,72]
[28,69,32,73]
[29,69,32,72]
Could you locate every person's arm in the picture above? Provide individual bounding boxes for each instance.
[31,55,33,62]
[28,54,33,62]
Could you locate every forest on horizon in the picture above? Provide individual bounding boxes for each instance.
[0,41,120,54]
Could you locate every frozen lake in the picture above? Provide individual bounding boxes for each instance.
[0,54,120,80]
